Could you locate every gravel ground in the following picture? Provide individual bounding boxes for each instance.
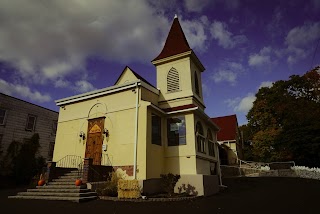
[1,177,320,214]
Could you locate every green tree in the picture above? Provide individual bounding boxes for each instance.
[3,134,45,185]
[247,66,320,167]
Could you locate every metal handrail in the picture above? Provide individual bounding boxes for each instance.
[101,154,112,166]
[238,159,296,169]
[56,155,83,168]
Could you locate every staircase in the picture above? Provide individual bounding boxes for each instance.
[8,169,98,203]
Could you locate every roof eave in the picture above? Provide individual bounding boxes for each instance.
[55,80,141,106]
[151,51,192,65]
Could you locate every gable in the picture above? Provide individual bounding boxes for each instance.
[115,66,139,85]
[211,115,238,141]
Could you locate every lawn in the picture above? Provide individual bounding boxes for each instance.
[1,177,319,214]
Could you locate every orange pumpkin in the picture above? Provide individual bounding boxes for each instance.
[38,179,45,186]
[75,179,82,186]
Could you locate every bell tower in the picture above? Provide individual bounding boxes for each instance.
[152,16,206,110]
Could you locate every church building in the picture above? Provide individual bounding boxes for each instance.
[53,16,221,196]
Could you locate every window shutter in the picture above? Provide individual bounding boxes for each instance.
[167,68,180,92]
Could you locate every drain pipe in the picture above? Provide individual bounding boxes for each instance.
[133,82,140,179]
[216,143,223,186]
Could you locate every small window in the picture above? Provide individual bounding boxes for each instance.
[52,120,58,135]
[48,141,55,160]
[194,71,200,96]
[152,114,161,145]
[207,130,215,157]
[167,68,180,92]
[167,116,186,146]
[196,122,205,153]
[26,114,37,131]
[0,109,7,125]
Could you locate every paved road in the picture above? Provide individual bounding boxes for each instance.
[1,177,320,214]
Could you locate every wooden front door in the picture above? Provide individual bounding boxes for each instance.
[85,117,105,165]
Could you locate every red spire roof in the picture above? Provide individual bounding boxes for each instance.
[211,115,238,141]
[152,17,191,61]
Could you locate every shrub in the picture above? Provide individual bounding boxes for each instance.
[96,171,122,197]
[160,173,181,196]
[2,134,45,185]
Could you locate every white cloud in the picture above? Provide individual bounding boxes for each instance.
[0,0,214,88]
[201,82,210,97]
[184,0,211,12]
[210,21,247,49]
[225,80,273,114]
[285,22,320,65]
[211,62,245,85]
[286,22,320,47]
[74,80,96,93]
[259,81,273,89]
[0,0,171,85]
[0,79,51,103]
[54,79,71,88]
[224,0,240,10]
[225,93,256,113]
[248,47,273,66]
[234,93,256,112]
[181,17,209,52]
[212,70,237,84]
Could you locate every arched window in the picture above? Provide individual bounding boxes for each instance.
[167,68,180,92]
[194,71,200,96]
[207,129,215,157]
[196,122,205,153]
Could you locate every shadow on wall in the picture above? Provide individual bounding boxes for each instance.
[177,183,198,196]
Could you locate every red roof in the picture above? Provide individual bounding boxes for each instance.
[152,17,191,61]
[163,104,197,113]
[211,115,238,141]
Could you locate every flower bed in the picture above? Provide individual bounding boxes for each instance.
[291,166,320,180]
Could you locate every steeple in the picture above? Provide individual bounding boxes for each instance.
[152,15,206,111]
[152,16,191,62]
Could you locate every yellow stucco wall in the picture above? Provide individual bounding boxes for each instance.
[53,87,149,179]
[163,113,197,175]
[146,108,165,179]
[141,87,158,106]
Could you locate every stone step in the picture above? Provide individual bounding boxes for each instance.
[28,188,90,193]
[58,175,79,179]
[52,178,78,182]
[8,195,97,203]
[245,173,260,177]
[17,191,97,197]
[47,181,76,185]
[36,184,86,189]
[64,172,80,176]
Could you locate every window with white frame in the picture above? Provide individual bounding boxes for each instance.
[167,68,180,92]
[0,109,7,125]
[207,129,215,156]
[196,122,205,153]
[26,114,37,131]
[167,116,186,146]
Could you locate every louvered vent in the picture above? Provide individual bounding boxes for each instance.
[167,68,180,92]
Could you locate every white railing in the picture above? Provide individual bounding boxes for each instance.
[101,154,112,166]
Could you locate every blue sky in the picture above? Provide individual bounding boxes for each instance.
[0,0,319,125]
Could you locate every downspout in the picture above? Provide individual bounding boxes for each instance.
[133,82,140,179]
[216,143,223,186]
